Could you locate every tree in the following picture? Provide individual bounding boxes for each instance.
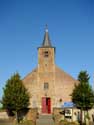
[71,71,94,124]
[2,73,30,123]
[78,71,90,83]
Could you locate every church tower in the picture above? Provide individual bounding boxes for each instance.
[38,26,56,113]
[38,26,55,72]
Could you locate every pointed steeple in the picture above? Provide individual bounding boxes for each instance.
[42,25,52,47]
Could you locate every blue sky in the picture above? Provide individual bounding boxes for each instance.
[0,0,94,99]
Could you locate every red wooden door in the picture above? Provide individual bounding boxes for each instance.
[42,97,46,113]
[47,98,51,113]
[42,97,51,114]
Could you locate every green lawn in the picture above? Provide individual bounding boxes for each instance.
[0,120,35,125]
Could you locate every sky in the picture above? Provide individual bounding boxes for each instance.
[0,0,94,99]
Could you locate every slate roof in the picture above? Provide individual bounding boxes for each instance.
[42,26,52,47]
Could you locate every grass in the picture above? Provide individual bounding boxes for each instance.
[0,119,35,125]
[17,120,35,125]
[59,120,80,125]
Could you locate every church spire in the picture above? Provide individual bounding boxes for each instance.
[42,25,52,47]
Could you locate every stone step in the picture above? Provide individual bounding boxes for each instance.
[36,114,54,125]
[36,119,54,125]
[39,114,53,119]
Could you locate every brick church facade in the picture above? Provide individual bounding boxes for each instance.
[23,27,78,114]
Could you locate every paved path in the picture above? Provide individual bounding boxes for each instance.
[36,114,54,125]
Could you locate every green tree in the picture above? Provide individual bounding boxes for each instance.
[71,71,94,124]
[78,71,90,83]
[2,73,30,123]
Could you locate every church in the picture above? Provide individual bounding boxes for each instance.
[23,27,78,114]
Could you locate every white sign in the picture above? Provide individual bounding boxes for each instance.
[65,109,72,117]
